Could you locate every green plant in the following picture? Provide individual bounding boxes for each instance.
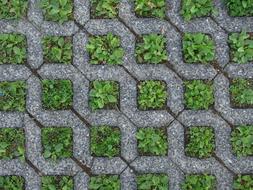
[42,36,72,64]
[138,80,167,110]
[233,175,253,190]
[231,126,253,157]
[42,176,73,190]
[228,31,253,64]
[0,81,26,112]
[89,81,119,110]
[89,175,120,190]
[184,80,214,110]
[181,174,216,190]
[42,127,73,160]
[230,79,253,107]
[42,79,73,110]
[183,33,215,64]
[0,176,25,190]
[91,126,121,157]
[225,0,253,16]
[185,127,215,158]
[135,34,168,64]
[181,0,215,21]
[40,0,73,24]
[137,174,168,190]
[0,34,27,64]
[91,0,119,18]
[136,128,168,156]
[134,0,166,18]
[0,0,28,19]
[0,128,25,160]
[86,33,124,65]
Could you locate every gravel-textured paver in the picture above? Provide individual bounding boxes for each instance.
[0,0,253,189]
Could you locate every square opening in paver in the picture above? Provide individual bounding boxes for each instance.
[181,174,216,190]
[184,80,214,110]
[86,33,124,65]
[137,174,169,189]
[228,31,253,64]
[89,175,120,190]
[0,0,28,19]
[135,34,168,65]
[136,127,168,156]
[91,126,121,157]
[134,0,166,19]
[41,127,73,160]
[0,34,27,65]
[183,33,215,64]
[233,175,253,190]
[231,125,253,157]
[41,176,74,190]
[137,80,167,110]
[0,128,25,160]
[185,126,215,158]
[230,78,253,108]
[40,0,73,23]
[90,0,119,19]
[0,81,26,112]
[89,80,120,111]
[0,176,25,189]
[181,0,215,21]
[225,0,253,17]
[42,36,72,64]
[42,79,73,110]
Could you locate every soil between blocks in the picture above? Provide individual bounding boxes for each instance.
[0,0,253,189]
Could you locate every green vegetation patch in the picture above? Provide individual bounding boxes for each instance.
[89,80,119,111]
[86,33,124,65]
[0,176,25,190]
[40,0,73,24]
[134,0,166,18]
[136,128,168,156]
[91,0,119,18]
[42,36,72,64]
[181,174,216,190]
[184,80,214,110]
[89,175,120,190]
[42,176,73,190]
[0,81,26,112]
[185,127,215,158]
[137,80,167,110]
[135,34,168,64]
[91,126,121,157]
[231,125,253,157]
[0,128,25,160]
[225,0,253,17]
[42,79,73,110]
[42,127,73,160]
[137,174,169,190]
[183,33,215,64]
[233,175,253,190]
[0,34,27,64]
[181,0,215,21]
[228,31,253,64]
[230,78,253,107]
[0,0,28,19]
